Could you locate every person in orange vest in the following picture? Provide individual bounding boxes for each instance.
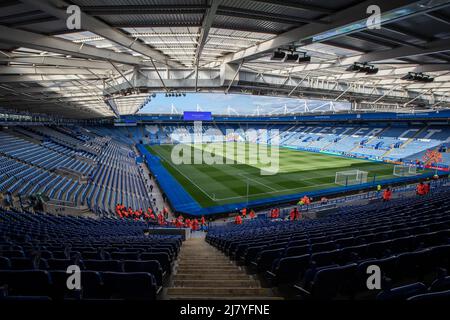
[157,212,165,225]
[235,215,242,225]
[185,218,191,229]
[295,208,301,220]
[192,218,199,231]
[201,216,206,226]
[383,187,392,202]
[249,209,256,219]
[175,216,184,228]
[289,208,296,221]
[241,208,247,218]
[302,195,311,205]
[416,182,426,196]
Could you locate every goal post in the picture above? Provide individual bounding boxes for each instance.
[393,165,417,177]
[335,170,368,186]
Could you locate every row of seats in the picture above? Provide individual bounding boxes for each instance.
[206,186,450,299]
[0,209,182,300]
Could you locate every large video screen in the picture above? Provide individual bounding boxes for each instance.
[183,111,212,121]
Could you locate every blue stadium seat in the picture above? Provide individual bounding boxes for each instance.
[83,260,123,272]
[0,257,11,270]
[122,260,164,287]
[101,272,157,300]
[0,270,52,297]
[376,282,427,300]
[407,289,450,301]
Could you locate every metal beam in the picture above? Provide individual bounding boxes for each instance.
[0,75,102,83]
[0,55,128,70]
[271,39,450,75]
[0,25,152,67]
[194,0,221,91]
[249,0,333,14]
[0,66,111,76]
[20,0,183,68]
[223,0,443,64]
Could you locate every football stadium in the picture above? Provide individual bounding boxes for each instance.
[0,0,450,308]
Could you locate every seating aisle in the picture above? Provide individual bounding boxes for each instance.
[165,236,281,300]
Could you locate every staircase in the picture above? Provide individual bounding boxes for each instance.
[165,237,281,300]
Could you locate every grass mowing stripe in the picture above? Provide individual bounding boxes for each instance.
[146,143,415,207]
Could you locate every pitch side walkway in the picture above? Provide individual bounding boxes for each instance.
[163,235,282,300]
[138,162,175,219]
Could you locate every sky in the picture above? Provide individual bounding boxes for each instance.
[138,93,351,115]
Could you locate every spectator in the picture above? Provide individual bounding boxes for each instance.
[383,188,392,201]
[416,182,426,196]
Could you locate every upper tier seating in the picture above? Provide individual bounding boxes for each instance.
[0,126,152,216]
[95,124,450,165]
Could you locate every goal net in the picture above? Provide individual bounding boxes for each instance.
[335,170,368,186]
[393,165,417,177]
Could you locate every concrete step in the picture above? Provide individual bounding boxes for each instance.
[178,253,230,261]
[176,266,240,273]
[166,287,270,297]
[177,262,233,268]
[173,279,260,287]
[174,273,253,280]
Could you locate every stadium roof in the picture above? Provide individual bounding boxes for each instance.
[0,0,449,119]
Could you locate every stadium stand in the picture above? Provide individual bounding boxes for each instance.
[0,209,181,300]
[206,187,450,300]
[1,0,450,306]
[0,127,153,216]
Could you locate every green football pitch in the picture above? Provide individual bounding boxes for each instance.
[147,143,399,208]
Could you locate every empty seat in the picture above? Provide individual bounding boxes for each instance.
[254,248,285,273]
[267,254,310,285]
[122,260,164,286]
[84,260,123,272]
[285,245,310,257]
[111,252,140,261]
[0,257,10,270]
[101,272,156,300]
[308,263,358,299]
[47,259,79,271]
[376,282,427,300]
[311,249,341,267]
[0,270,52,297]
[0,250,25,258]
[430,275,450,292]
[407,289,450,301]
[50,270,103,300]
[139,253,171,273]
[10,257,48,270]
